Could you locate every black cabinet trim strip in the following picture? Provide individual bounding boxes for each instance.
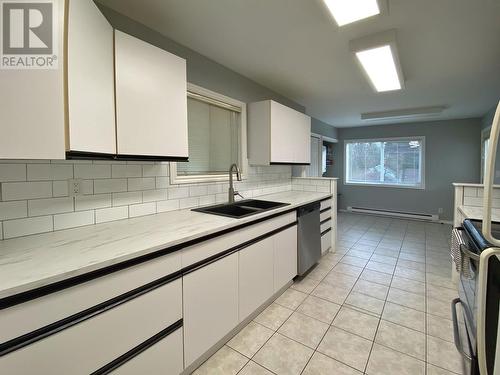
[115,154,189,162]
[182,221,297,276]
[0,272,182,357]
[320,197,332,202]
[0,206,308,310]
[269,162,311,166]
[320,207,331,214]
[321,227,332,236]
[66,151,116,160]
[91,319,183,375]
[66,151,190,162]
[320,217,331,225]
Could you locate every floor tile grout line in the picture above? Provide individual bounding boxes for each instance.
[424,225,429,375]
[298,221,380,374]
[362,219,405,374]
[315,221,382,375]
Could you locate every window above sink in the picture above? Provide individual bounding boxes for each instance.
[170,84,249,185]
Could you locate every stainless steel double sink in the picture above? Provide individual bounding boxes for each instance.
[192,199,289,218]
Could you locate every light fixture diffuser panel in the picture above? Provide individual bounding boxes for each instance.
[355,45,401,92]
[323,0,380,26]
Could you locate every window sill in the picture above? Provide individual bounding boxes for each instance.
[344,182,425,190]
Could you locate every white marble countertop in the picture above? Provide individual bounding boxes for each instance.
[0,190,331,300]
[453,182,500,188]
[458,205,500,222]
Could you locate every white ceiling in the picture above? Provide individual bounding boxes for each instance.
[99,0,500,127]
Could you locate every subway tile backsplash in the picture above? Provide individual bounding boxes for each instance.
[0,160,293,239]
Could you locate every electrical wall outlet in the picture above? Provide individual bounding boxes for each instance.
[438,208,444,214]
[68,179,84,197]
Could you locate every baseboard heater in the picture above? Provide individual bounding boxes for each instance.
[347,206,439,222]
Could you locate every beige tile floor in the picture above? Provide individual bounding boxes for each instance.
[192,213,465,375]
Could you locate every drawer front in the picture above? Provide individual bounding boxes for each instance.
[320,210,331,222]
[0,279,182,375]
[321,231,331,254]
[111,328,183,375]
[321,220,331,233]
[181,211,296,268]
[0,252,181,344]
[320,199,332,211]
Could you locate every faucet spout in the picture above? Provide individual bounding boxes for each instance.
[228,163,242,203]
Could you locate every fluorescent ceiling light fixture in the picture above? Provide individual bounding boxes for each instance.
[323,0,380,26]
[350,30,405,93]
[361,106,447,121]
[355,46,401,92]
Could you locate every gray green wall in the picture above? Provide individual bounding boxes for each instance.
[98,5,340,142]
[481,106,497,129]
[98,4,305,113]
[311,118,338,139]
[334,118,482,221]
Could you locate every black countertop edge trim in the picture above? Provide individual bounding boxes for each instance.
[270,162,311,166]
[91,319,183,375]
[66,151,116,160]
[183,221,298,276]
[0,198,323,310]
[115,154,188,162]
[320,196,332,202]
[321,227,332,236]
[320,207,331,213]
[0,272,182,357]
[320,217,331,225]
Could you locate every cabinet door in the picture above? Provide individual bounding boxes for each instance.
[270,101,295,163]
[0,280,182,375]
[111,329,183,375]
[114,31,188,158]
[295,114,311,164]
[183,253,238,367]
[274,226,298,292]
[0,3,65,159]
[239,237,274,321]
[67,0,116,155]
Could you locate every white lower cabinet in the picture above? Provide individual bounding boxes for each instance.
[239,237,274,321]
[182,253,239,368]
[274,226,298,292]
[321,230,332,254]
[111,329,183,375]
[0,279,182,375]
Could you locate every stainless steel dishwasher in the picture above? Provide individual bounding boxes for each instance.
[297,202,321,276]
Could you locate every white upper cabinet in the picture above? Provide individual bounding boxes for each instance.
[0,1,189,161]
[67,0,116,156]
[114,31,189,159]
[0,1,66,159]
[0,0,115,159]
[248,100,311,165]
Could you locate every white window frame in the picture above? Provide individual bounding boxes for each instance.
[343,136,426,190]
[481,127,491,183]
[170,83,248,185]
